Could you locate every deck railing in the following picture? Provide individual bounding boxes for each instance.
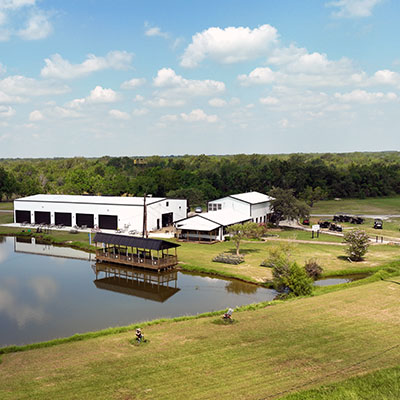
[96,249,178,269]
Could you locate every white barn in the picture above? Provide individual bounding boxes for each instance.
[14,194,187,233]
[175,191,273,242]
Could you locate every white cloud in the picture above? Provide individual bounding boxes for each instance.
[238,67,277,86]
[0,75,69,96]
[0,90,25,103]
[208,98,227,107]
[334,89,398,103]
[260,96,279,105]
[0,1,36,10]
[0,105,15,117]
[153,68,225,97]
[18,12,52,40]
[41,51,133,79]
[160,114,178,122]
[146,97,185,108]
[29,110,43,121]
[133,94,144,102]
[87,86,118,103]
[50,106,82,119]
[132,108,148,116]
[278,118,290,128]
[180,109,218,123]
[68,86,119,108]
[120,78,146,89]
[0,62,6,74]
[326,0,384,18]
[145,26,169,39]
[109,109,130,120]
[181,24,278,68]
[369,69,400,86]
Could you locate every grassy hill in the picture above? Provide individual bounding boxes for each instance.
[1,278,400,399]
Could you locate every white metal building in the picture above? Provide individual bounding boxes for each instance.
[175,191,274,242]
[14,194,187,233]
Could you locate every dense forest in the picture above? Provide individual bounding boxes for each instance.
[0,152,399,206]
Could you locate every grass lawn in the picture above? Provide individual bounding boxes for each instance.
[178,239,400,282]
[0,202,13,210]
[312,196,400,215]
[0,213,13,225]
[2,279,400,399]
[270,228,343,243]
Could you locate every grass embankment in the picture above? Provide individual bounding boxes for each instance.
[312,196,400,215]
[1,278,400,399]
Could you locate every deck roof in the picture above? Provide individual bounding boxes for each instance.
[93,232,180,251]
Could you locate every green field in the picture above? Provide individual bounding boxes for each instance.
[1,278,400,399]
[0,202,13,210]
[312,196,400,215]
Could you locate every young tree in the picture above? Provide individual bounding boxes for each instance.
[301,186,328,207]
[343,229,370,261]
[226,222,261,256]
[268,187,310,226]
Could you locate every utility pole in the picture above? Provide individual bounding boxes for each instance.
[142,194,148,238]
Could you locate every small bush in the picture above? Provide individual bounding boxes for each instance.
[344,229,370,261]
[213,253,244,265]
[304,258,323,280]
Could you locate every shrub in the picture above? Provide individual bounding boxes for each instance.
[304,258,323,280]
[273,261,313,296]
[344,229,370,261]
[213,253,244,265]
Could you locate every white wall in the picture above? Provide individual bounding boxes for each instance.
[208,196,250,215]
[14,197,187,233]
[250,202,272,222]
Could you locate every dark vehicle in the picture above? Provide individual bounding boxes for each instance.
[333,215,342,222]
[373,218,383,229]
[318,220,331,229]
[350,216,364,224]
[302,218,310,225]
[329,223,343,232]
[342,215,351,222]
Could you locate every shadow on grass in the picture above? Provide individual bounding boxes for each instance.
[227,248,261,255]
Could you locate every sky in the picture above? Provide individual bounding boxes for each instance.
[0,0,399,158]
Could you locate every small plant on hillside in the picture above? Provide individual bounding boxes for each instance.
[261,242,296,268]
[344,229,370,261]
[304,258,323,280]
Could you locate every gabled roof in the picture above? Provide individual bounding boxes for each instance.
[15,194,166,206]
[93,232,180,250]
[228,191,274,205]
[175,210,251,232]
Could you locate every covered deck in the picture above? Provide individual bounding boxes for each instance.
[94,233,180,271]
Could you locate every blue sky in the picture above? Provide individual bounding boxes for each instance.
[0,0,399,158]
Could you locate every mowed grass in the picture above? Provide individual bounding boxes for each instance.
[281,365,400,399]
[178,239,400,282]
[0,202,13,210]
[312,196,400,215]
[0,213,13,224]
[2,279,400,399]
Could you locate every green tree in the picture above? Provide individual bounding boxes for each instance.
[301,186,328,207]
[344,229,370,261]
[269,187,310,226]
[226,222,262,256]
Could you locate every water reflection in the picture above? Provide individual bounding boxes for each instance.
[93,262,180,303]
[0,237,276,346]
[225,280,258,295]
[14,237,95,261]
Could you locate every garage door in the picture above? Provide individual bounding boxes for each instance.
[98,215,118,230]
[15,210,31,224]
[76,213,94,228]
[35,211,51,225]
[55,212,72,226]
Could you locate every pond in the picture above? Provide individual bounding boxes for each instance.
[314,274,368,287]
[0,236,276,347]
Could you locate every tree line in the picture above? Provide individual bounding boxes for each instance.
[1,152,400,205]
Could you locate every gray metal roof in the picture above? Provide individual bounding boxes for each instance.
[93,232,180,250]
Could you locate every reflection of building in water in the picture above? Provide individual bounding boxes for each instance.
[93,262,180,303]
[14,237,95,261]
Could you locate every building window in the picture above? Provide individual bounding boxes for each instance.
[217,204,222,210]
[166,201,169,207]
[213,204,217,211]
